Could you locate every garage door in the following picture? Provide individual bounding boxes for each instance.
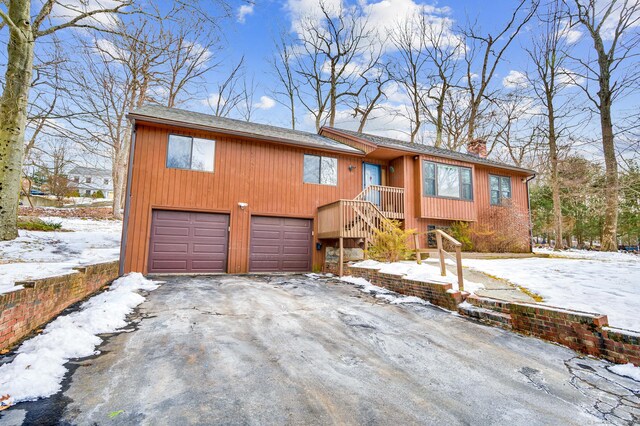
[250,216,312,272]
[148,210,229,273]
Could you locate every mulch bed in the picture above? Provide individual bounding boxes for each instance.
[18,207,116,220]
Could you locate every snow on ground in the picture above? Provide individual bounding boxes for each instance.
[609,363,640,382]
[350,259,485,294]
[0,273,160,405]
[339,275,430,306]
[0,218,121,294]
[463,251,640,331]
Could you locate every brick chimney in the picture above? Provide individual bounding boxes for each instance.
[467,139,487,158]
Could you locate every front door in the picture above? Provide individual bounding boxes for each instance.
[363,163,382,206]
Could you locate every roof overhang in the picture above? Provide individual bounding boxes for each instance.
[320,126,535,175]
[127,113,365,156]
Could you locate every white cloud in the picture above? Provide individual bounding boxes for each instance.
[237,3,255,23]
[502,70,529,89]
[202,93,225,108]
[51,0,124,30]
[254,96,276,110]
[559,20,582,44]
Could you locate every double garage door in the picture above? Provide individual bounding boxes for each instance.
[147,210,312,273]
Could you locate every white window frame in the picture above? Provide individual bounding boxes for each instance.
[303,154,338,186]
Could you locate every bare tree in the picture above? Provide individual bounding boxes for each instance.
[461,0,538,141]
[420,19,463,147]
[350,62,392,132]
[270,32,298,129]
[207,57,246,118]
[0,0,133,240]
[566,0,640,251]
[390,17,429,143]
[526,0,574,250]
[294,2,375,130]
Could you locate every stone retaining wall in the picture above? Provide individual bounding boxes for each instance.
[0,261,119,351]
[347,264,640,366]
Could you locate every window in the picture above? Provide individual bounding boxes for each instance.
[85,177,92,184]
[303,154,337,185]
[73,176,79,183]
[103,178,109,185]
[166,134,215,172]
[489,175,512,205]
[422,161,472,200]
[84,190,91,196]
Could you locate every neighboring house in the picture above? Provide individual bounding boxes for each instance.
[120,105,535,275]
[68,166,114,199]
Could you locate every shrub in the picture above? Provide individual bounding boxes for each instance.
[448,221,474,251]
[92,190,105,199]
[366,220,416,262]
[17,217,63,231]
[471,201,530,253]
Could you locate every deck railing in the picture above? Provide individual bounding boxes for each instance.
[317,199,391,240]
[353,185,404,219]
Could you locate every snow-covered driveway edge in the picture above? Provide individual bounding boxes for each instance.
[0,273,161,407]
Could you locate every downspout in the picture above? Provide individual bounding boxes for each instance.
[525,173,536,253]
[118,121,137,276]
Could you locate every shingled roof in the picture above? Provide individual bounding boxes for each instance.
[128,105,363,155]
[323,127,535,175]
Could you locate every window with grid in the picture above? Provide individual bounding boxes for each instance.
[489,175,512,205]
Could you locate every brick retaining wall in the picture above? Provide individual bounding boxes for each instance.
[346,265,464,311]
[347,264,639,366]
[0,261,119,351]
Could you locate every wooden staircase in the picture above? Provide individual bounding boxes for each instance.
[317,186,404,276]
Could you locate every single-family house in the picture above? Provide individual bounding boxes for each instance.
[68,166,114,199]
[120,105,535,275]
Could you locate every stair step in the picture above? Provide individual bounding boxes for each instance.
[458,303,512,329]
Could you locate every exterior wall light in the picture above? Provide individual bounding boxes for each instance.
[238,202,248,210]
[348,165,356,172]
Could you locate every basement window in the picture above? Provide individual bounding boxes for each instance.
[303,154,337,185]
[167,134,215,172]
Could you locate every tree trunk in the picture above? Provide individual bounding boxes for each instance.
[595,38,618,251]
[547,96,563,251]
[0,1,34,241]
[112,126,131,220]
[599,104,618,251]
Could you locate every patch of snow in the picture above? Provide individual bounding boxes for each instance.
[350,260,484,293]
[534,247,639,262]
[463,255,640,331]
[0,273,160,404]
[340,276,430,306]
[609,363,640,382]
[0,218,121,294]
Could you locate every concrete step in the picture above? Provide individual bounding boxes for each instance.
[458,302,512,329]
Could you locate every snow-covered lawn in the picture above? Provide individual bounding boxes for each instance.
[463,250,640,331]
[0,218,122,294]
[0,273,160,406]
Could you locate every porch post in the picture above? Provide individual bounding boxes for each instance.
[339,237,344,277]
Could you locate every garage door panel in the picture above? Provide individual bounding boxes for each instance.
[148,210,229,273]
[193,227,227,238]
[155,210,192,221]
[154,226,190,237]
[250,216,312,272]
[150,260,188,271]
[152,243,189,253]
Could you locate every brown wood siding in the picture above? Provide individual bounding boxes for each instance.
[124,122,366,274]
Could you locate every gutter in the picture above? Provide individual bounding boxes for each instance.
[118,121,137,276]
[525,173,537,252]
[126,113,365,157]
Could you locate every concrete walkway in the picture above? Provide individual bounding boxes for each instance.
[5,274,638,425]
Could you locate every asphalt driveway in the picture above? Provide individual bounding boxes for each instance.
[6,275,639,425]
